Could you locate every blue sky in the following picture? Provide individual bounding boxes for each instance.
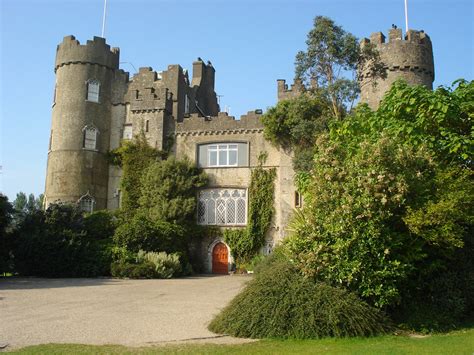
[0,0,473,201]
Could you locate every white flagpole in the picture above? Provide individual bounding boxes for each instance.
[404,0,409,33]
[101,0,108,38]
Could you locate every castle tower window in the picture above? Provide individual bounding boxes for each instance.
[198,188,247,226]
[82,125,99,150]
[295,191,303,208]
[78,193,95,213]
[86,79,100,102]
[145,120,149,132]
[123,124,133,140]
[185,94,190,114]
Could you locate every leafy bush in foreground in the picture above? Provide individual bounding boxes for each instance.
[111,250,184,279]
[209,259,390,339]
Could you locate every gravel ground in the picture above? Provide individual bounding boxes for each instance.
[0,276,251,350]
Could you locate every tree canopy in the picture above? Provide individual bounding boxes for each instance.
[295,16,385,118]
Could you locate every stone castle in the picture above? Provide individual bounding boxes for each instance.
[44,27,434,272]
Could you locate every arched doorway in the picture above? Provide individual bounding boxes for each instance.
[212,242,229,274]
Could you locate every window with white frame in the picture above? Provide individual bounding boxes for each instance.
[197,142,248,168]
[86,79,100,102]
[78,194,95,213]
[83,125,98,150]
[197,188,247,225]
[209,144,238,167]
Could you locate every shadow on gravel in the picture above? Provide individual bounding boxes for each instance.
[0,277,121,290]
[0,274,251,290]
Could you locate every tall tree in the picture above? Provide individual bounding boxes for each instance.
[295,16,384,118]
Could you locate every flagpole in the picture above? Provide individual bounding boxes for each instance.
[404,0,409,33]
[101,0,108,38]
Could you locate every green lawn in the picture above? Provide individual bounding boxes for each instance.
[8,328,474,354]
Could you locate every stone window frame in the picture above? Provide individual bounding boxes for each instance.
[86,79,100,103]
[82,125,99,151]
[197,188,248,226]
[78,192,95,213]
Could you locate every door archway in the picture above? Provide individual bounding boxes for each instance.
[212,242,229,274]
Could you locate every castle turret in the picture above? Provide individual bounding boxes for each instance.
[44,36,120,211]
[359,28,435,109]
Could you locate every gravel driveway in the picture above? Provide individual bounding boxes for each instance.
[0,276,250,350]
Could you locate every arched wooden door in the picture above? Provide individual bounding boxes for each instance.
[212,242,229,274]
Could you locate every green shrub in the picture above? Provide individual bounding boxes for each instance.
[12,204,113,277]
[113,212,185,253]
[136,250,182,278]
[111,251,183,279]
[83,210,116,240]
[209,259,390,339]
[111,261,157,279]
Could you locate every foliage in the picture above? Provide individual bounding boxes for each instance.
[0,194,14,274]
[288,136,440,307]
[136,250,182,278]
[109,132,164,217]
[111,250,183,279]
[335,80,473,165]
[223,165,276,265]
[139,157,207,224]
[13,192,43,213]
[113,212,186,254]
[286,80,473,319]
[110,260,157,279]
[83,210,117,240]
[261,93,332,171]
[295,16,385,118]
[209,258,390,339]
[12,204,113,277]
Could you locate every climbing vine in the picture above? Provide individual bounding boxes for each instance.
[224,162,276,265]
[108,131,165,217]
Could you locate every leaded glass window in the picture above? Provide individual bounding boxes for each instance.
[197,188,247,225]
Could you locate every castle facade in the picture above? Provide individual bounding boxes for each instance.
[44,27,434,272]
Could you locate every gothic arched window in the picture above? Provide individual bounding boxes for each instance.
[78,193,95,213]
[86,79,100,102]
[82,125,99,150]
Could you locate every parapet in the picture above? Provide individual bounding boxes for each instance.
[277,79,306,101]
[55,35,120,72]
[361,28,432,46]
[176,110,264,136]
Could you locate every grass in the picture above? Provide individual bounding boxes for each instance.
[8,328,474,354]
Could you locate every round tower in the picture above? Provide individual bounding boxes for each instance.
[44,36,120,211]
[358,28,434,109]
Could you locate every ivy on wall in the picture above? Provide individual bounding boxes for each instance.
[108,131,165,217]
[223,163,276,265]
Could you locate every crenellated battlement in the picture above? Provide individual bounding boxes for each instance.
[361,28,432,46]
[175,110,264,136]
[55,35,120,72]
[277,79,306,101]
